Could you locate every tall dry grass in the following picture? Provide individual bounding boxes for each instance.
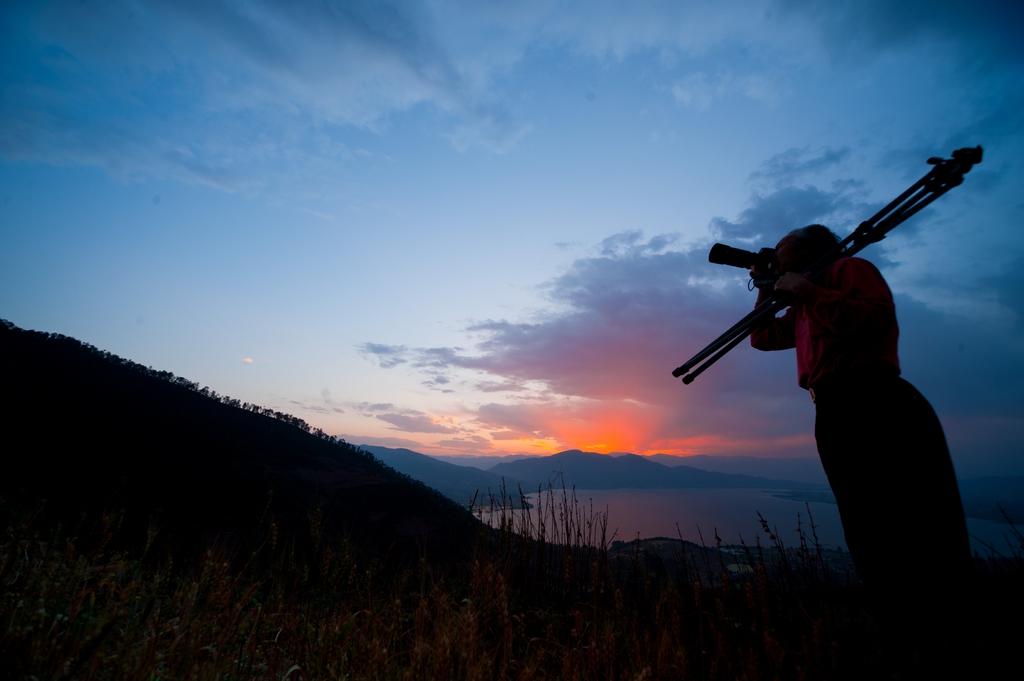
[3,487,1022,680]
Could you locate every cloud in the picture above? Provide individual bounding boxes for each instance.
[0,0,533,189]
[475,379,527,393]
[360,209,1024,469]
[447,112,532,154]
[357,402,396,412]
[340,433,428,450]
[363,229,815,455]
[490,430,532,441]
[339,431,503,457]
[709,183,875,244]
[14,0,980,192]
[598,230,678,257]
[474,403,560,441]
[670,70,786,111]
[433,434,494,454]
[771,0,1024,68]
[670,73,716,111]
[750,147,851,188]
[520,0,785,62]
[8,0,1016,193]
[358,343,409,368]
[241,357,254,364]
[420,374,455,392]
[375,411,460,434]
[879,87,1024,183]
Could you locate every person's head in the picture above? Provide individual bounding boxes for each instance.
[774,224,840,273]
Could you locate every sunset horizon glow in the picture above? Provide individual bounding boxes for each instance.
[2,1,1022,477]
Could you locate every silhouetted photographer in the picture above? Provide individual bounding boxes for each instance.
[673,150,984,580]
[672,147,985,672]
[750,225,970,580]
[751,225,972,669]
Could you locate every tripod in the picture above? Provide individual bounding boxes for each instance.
[671,146,983,385]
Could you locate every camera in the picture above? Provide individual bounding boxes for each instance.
[708,243,777,287]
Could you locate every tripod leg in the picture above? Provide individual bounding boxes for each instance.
[673,298,786,376]
[681,330,751,384]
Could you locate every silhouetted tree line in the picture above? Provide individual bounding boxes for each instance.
[0,318,470,560]
[0,318,416,489]
[0,318,361,451]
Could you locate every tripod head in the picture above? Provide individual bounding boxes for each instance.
[933,145,983,167]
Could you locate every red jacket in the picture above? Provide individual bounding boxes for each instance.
[749,257,900,390]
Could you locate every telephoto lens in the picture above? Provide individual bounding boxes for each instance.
[708,243,758,268]
[708,243,776,271]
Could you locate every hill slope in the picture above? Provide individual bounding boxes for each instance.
[358,445,527,507]
[0,320,473,557]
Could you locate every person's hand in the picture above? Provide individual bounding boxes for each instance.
[749,266,776,303]
[773,272,818,301]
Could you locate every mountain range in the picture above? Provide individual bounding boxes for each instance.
[433,452,830,485]
[358,445,527,507]
[361,446,826,504]
[487,450,824,490]
[365,447,1024,525]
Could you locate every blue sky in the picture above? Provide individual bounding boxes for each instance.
[2,0,1022,476]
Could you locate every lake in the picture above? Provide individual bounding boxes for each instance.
[505,488,1019,554]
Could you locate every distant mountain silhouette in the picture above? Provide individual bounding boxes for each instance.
[488,450,825,490]
[431,453,542,470]
[0,320,473,559]
[358,445,528,507]
[646,454,829,485]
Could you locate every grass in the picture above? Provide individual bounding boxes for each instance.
[3,487,1023,680]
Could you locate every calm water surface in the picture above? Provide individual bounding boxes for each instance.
[513,488,1016,554]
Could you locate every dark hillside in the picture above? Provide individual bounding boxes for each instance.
[0,320,472,559]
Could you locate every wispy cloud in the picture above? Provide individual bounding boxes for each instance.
[357,402,396,413]
[375,411,461,434]
[708,183,875,244]
[360,199,1024,462]
[749,146,851,188]
[671,70,787,111]
[339,433,428,450]
[362,229,813,455]
[359,343,409,368]
[0,0,533,189]
[4,0,1018,193]
[432,434,493,453]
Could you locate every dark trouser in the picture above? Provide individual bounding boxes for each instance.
[813,372,971,587]
[813,371,972,667]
